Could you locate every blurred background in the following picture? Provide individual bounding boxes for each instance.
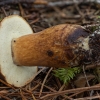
[1,0,100,32]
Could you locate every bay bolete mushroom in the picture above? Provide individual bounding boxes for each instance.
[12,18,90,68]
[0,15,93,87]
[0,15,37,87]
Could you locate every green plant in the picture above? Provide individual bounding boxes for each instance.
[53,67,80,84]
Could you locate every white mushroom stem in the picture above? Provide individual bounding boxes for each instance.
[12,24,90,68]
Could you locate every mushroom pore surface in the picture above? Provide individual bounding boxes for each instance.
[0,15,37,87]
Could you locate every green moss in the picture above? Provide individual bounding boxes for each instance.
[53,67,80,84]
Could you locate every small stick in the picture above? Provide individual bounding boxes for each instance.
[82,65,93,99]
[39,67,53,97]
[1,7,8,17]
[0,79,15,90]
[69,90,85,98]
[34,81,73,99]
[30,84,40,91]
[85,63,100,70]
[74,95,100,100]
[18,3,25,17]
[30,18,39,25]
[0,94,11,100]
[34,81,57,92]
[33,67,47,78]
[40,85,100,99]
[32,94,37,100]
[19,89,27,100]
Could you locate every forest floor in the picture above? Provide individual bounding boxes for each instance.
[0,0,100,100]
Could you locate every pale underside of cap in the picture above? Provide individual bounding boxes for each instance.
[0,15,37,87]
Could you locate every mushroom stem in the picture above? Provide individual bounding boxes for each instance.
[12,24,89,68]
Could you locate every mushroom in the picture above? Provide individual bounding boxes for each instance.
[0,15,37,87]
[12,21,90,68]
[0,15,92,87]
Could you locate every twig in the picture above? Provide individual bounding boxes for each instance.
[71,79,100,98]
[85,63,100,70]
[32,93,37,100]
[96,91,100,99]
[0,79,15,90]
[19,89,27,100]
[69,90,86,98]
[1,7,8,16]
[39,67,53,97]
[34,81,57,92]
[52,84,73,100]
[33,67,47,78]
[30,83,40,91]
[34,0,47,5]
[0,90,8,94]
[48,0,96,7]
[54,77,62,89]
[74,95,100,100]
[84,24,100,28]
[83,65,90,87]
[40,85,100,99]
[0,87,11,89]
[73,0,84,19]
[0,94,11,100]
[82,65,93,99]
[18,3,25,17]
[0,0,47,6]
[30,18,39,25]
[0,0,97,7]
[34,81,73,100]
[21,88,38,99]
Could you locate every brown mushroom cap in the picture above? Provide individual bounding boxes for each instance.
[0,15,37,87]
